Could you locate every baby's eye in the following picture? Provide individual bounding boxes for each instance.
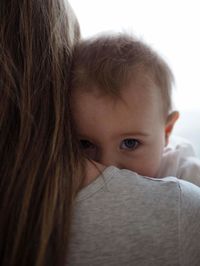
[120,138,140,150]
[79,139,97,160]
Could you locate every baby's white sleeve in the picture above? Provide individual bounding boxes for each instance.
[177,156,200,187]
[157,136,200,187]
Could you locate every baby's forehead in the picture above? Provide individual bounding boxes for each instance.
[72,69,166,121]
[74,80,164,118]
[71,82,165,142]
[77,79,160,105]
[126,79,163,105]
[116,72,162,102]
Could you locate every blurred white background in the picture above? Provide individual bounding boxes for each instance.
[69,0,200,156]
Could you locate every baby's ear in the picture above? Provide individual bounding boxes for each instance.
[165,111,179,146]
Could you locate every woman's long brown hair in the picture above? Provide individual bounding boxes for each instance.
[0,1,83,265]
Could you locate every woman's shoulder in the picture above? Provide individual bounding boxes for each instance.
[72,166,200,265]
[82,160,200,208]
[79,162,182,202]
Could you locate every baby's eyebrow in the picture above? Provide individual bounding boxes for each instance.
[119,132,150,138]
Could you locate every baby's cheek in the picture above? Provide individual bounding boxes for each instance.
[121,159,145,175]
[123,156,160,178]
[140,157,162,177]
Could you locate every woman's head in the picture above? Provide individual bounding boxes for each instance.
[0,1,82,265]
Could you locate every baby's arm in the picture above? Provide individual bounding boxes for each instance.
[157,136,200,187]
[177,156,200,187]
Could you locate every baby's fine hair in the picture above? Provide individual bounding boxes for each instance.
[71,33,174,117]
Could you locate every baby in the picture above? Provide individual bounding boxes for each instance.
[70,33,200,186]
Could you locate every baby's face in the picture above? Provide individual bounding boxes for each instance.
[71,79,167,177]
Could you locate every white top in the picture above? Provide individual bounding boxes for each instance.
[157,136,200,186]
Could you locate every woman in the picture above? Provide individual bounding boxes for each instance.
[0,1,200,266]
[0,1,82,265]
